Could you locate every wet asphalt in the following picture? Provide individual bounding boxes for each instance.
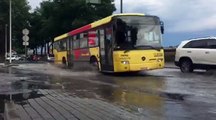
[0,62,216,120]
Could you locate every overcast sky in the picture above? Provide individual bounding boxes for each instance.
[28,0,216,46]
[28,0,43,10]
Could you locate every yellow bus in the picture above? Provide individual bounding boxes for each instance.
[53,13,164,72]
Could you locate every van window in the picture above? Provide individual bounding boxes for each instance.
[183,40,207,48]
[206,39,216,49]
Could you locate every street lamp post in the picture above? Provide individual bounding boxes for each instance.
[9,0,12,63]
[120,0,123,13]
[5,24,8,61]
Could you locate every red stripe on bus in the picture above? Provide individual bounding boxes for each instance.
[88,34,97,37]
[69,25,91,36]
[74,50,81,60]
[88,39,96,45]
[88,31,97,37]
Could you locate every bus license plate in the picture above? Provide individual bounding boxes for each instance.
[141,67,147,70]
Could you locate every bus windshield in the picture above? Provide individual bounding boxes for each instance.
[114,16,162,50]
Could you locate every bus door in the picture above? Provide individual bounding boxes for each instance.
[67,37,73,67]
[99,28,114,71]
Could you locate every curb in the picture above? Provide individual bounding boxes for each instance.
[0,63,19,68]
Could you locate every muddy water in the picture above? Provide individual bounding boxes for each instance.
[42,69,216,120]
[48,73,192,119]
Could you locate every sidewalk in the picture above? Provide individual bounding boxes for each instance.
[4,89,140,120]
[0,63,19,67]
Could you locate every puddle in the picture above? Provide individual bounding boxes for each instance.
[0,67,55,118]
[57,75,167,109]
[50,74,195,119]
[106,81,160,108]
[0,80,47,101]
[160,92,187,101]
[0,79,44,119]
[2,63,214,119]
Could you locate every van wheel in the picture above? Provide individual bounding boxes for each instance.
[180,60,193,73]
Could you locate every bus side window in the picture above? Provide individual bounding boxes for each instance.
[106,26,112,44]
[70,36,73,49]
[60,39,67,51]
[80,32,88,48]
[66,37,70,51]
[53,42,57,51]
[73,35,80,49]
[88,30,98,47]
[106,26,113,65]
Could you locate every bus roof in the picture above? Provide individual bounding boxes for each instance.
[91,13,145,29]
[54,33,68,41]
[54,13,145,41]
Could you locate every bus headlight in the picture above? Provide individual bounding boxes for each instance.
[157,58,163,62]
[121,61,129,64]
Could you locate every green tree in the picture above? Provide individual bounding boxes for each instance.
[0,0,30,55]
[29,0,115,54]
[28,10,44,54]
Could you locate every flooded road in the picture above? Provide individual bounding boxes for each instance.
[1,63,216,120]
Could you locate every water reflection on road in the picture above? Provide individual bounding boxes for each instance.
[103,77,165,107]
[1,64,216,120]
[47,69,216,120]
[49,72,169,118]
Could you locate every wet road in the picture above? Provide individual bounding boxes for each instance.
[1,63,216,120]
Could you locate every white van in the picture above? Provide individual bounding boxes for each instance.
[175,37,216,73]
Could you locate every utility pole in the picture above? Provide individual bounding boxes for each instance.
[9,0,12,64]
[120,0,123,13]
[5,24,8,60]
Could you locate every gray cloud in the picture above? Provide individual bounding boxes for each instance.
[28,0,216,33]
[115,0,216,33]
[28,0,43,10]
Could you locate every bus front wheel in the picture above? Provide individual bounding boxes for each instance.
[90,57,99,70]
[62,57,66,65]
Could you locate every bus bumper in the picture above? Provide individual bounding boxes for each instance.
[114,62,164,72]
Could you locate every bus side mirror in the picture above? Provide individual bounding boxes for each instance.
[160,21,164,34]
